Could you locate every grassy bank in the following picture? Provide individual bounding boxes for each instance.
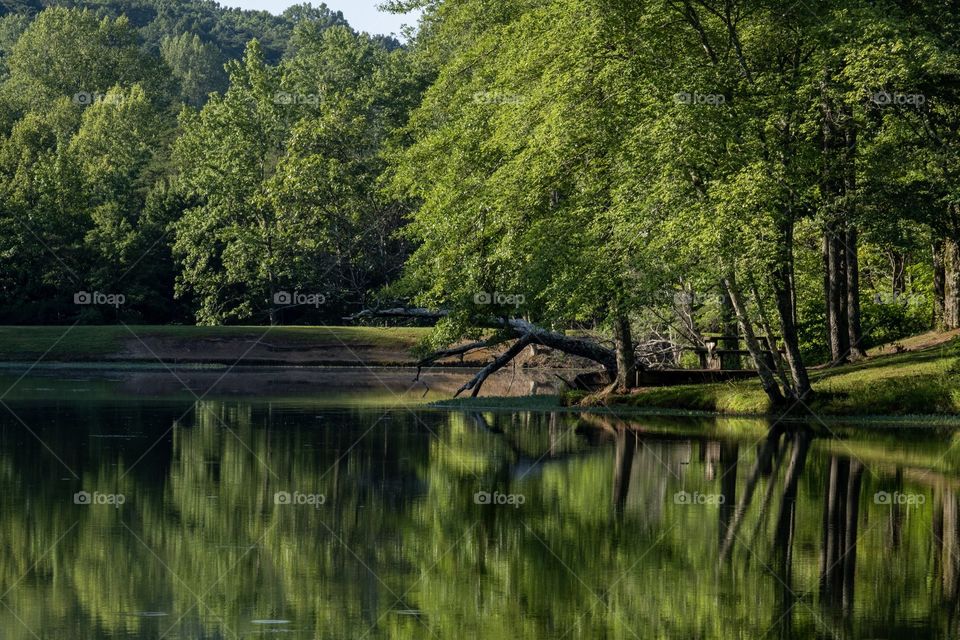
[581,337,960,418]
[0,325,430,363]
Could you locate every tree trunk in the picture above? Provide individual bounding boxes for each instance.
[612,313,636,393]
[722,272,785,405]
[946,237,960,330]
[772,272,811,399]
[845,226,865,359]
[825,226,849,363]
[890,250,907,297]
[821,93,850,364]
[751,280,792,394]
[719,285,741,370]
[771,222,812,399]
[934,240,947,331]
[843,117,864,360]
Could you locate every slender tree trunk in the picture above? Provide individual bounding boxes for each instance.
[825,226,849,363]
[771,228,812,399]
[722,272,785,405]
[720,285,741,370]
[268,280,278,326]
[943,490,959,603]
[820,457,849,607]
[843,117,864,360]
[719,426,784,560]
[934,240,947,331]
[822,94,850,364]
[612,313,636,393]
[946,236,960,330]
[845,227,865,359]
[751,280,792,394]
[889,250,907,297]
[718,442,738,546]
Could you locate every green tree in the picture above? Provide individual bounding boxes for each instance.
[160,32,227,106]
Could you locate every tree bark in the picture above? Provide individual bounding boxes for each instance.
[771,223,812,399]
[350,307,625,395]
[454,334,533,397]
[843,117,864,360]
[825,226,849,363]
[821,91,850,364]
[845,226,865,359]
[934,240,947,331]
[946,237,960,330]
[750,281,791,394]
[612,313,636,393]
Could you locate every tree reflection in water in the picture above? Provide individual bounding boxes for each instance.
[0,399,955,638]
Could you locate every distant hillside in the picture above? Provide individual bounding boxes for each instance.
[0,0,362,64]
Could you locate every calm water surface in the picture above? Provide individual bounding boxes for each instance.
[0,368,958,639]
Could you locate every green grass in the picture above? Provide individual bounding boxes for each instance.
[0,325,430,361]
[593,338,960,418]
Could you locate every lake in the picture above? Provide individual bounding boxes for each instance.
[0,366,957,639]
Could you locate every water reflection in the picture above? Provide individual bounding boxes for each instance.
[0,393,958,638]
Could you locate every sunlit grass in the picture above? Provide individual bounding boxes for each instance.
[606,337,960,417]
[0,325,430,360]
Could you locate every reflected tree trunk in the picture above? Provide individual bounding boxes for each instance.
[719,426,784,560]
[718,442,739,546]
[771,429,812,640]
[888,468,904,550]
[842,460,864,614]
[943,490,960,605]
[613,427,636,516]
[820,457,850,609]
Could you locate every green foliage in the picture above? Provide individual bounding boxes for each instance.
[160,32,226,106]
[0,3,417,325]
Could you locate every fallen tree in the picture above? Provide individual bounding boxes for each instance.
[348,307,630,397]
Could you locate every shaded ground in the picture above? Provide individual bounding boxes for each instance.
[0,363,569,405]
[0,325,600,369]
[0,326,452,366]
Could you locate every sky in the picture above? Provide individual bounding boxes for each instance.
[219,0,422,39]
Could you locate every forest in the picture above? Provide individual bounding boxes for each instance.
[0,0,958,404]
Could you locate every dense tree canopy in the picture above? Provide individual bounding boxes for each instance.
[0,0,958,393]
